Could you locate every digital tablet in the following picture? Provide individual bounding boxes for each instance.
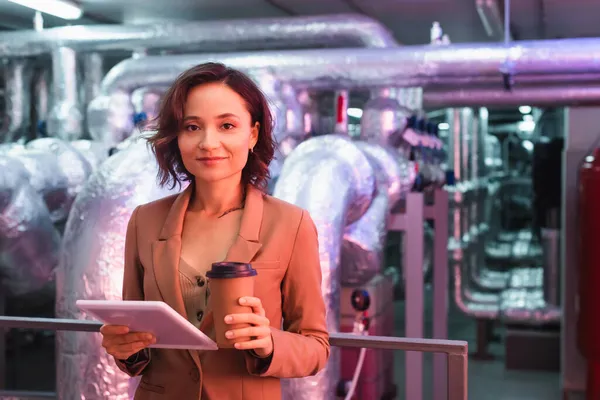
[76,300,218,351]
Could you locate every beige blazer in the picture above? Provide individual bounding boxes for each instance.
[114,184,330,400]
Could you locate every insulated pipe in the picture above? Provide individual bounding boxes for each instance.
[47,47,83,140]
[32,66,51,134]
[446,108,500,318]
[55,138,184,400]
[82,53,103,109]
[423,84,600,107]
[98,38,600,95]
[274,135,375,400]
[341,142,405,286]
[0,14,398,57]
[1,59,31,142]
[0,156,60,296]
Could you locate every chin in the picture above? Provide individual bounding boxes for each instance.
[192,171,241,185]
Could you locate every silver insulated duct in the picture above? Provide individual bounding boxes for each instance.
[341,142,401,286]
[48,47,84,140]
[98,37,600,99]
[0,14,398,58]
[274,135,375,400]
[82,52,104,109]
[55,137,183,400]
[0,156,60,296]
[1,59,31,142]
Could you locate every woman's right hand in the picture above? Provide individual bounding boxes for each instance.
[100,324,156,360]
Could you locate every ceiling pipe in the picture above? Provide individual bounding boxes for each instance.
[97,37,600,95]
[0,14,398,58]
[423,84,600,107]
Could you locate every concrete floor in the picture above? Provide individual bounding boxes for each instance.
[3,286,568,399]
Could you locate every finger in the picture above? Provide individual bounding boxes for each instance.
[239,297,265,317]
[107,340,151,357]
[224,313,269,326]
[225,326,271,340]
[103,333,155,349]
[232,336,271,351]
[100,325,129,335]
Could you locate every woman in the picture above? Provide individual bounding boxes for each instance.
[99,62,329,399]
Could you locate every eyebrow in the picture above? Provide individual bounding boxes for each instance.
[183,113,239,121]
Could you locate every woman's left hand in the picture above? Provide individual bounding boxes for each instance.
[224,296,274,357]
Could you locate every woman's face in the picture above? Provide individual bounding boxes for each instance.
[178,82,259,185]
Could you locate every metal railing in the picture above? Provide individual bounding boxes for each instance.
[0,316,468,400]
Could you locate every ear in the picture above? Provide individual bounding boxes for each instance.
[250,121,260,149]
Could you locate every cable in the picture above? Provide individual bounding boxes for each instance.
[343,315,368,400]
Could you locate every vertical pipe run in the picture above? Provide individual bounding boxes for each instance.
[2,59,31,142]
[47,46,83,140]
[82,53,103,109]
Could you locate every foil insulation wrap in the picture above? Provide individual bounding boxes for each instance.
[48,47,84,140]
[340,188,388,286]
[4,148,71,222]
[83,52,104,107]
[70,140,110,170]
[98,36,600,102]
[55,138,183,400]
[0,156,60,296]
[273,135,375,400]
[0,14,397,58]
[360,89,411,147]
[2,59,31,142]
[339,142,406,286]
[26,138,93,207]
[87,91,135,148]
[33,67,51,126]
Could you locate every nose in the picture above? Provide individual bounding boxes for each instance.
[197,127,220,150]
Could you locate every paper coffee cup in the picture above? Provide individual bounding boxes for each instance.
[206,262,257,348]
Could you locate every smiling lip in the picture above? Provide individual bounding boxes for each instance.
[196,156,227,165]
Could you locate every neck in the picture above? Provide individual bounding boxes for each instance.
[190,174,245,217]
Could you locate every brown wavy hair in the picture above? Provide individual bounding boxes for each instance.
[147,62,275,190]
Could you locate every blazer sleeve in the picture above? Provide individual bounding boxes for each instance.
[246,210,330,378]
[113,206,152,377]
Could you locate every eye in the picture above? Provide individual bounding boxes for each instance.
[185,124,200,132]
[222,123,235,130]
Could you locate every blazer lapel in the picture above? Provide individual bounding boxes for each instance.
[151,185,202,368]
[152,184,192,320]
[224,185,264,263]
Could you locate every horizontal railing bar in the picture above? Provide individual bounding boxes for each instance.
[0,316,468,355]
[329,333,467,355]
[0,390,55,399]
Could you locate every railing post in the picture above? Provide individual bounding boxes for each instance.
[447,352,468,400]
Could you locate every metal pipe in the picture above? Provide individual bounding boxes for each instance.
[47,47,83,140]
[446,107,500,319]
[0,156,60,297]
[1,59,31,142]
[32,66,50,135]
[98,38,600,96]
[82,52,103,109]
[0,14,398,58]
[423,84,600,107]
[274,135,376,400]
